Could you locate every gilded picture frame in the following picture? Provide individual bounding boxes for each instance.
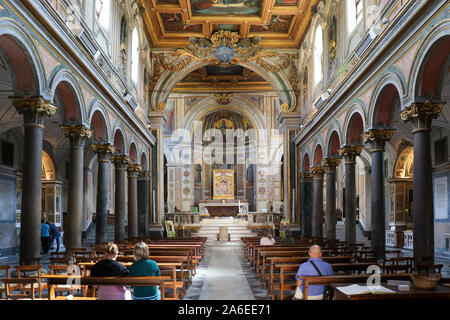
[213,169,235,200]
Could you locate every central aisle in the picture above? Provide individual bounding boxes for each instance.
[199,241,255,300]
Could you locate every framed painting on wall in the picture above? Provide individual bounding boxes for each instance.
[213,169,234,199]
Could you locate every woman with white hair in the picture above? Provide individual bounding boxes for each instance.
[129,241,161,300]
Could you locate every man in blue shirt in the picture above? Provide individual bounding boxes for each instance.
[295,245,334,300]
[40,220,50,254]
[47,222,61,252]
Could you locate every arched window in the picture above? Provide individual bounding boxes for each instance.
[313,25,323,86]
[96,0,111,32]
[347,0,363,34]
[131,27,139,84]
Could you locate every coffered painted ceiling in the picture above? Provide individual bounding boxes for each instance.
[140,0,319,48]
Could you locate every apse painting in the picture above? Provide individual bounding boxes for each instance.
[213,169,235,199]
[191,0,261,16]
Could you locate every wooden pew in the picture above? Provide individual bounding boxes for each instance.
[78,261,184,300]
[293,273,413,300]
[276,263,387,300]
[42,275,170,300]
[265,256,354,293]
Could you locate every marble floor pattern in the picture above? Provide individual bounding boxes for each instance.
[183,240,270,300]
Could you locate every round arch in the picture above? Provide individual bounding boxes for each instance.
[0,19,46,97]
[369,72,405,127]
[151,60,296,112]
[343,105,366,145]
[128,140,138,163]
[313,143,324,165]
[408,21,450,102]
[89,108,109,142]
[49,68,87,124]
[140,151,149,171]
[113,128,126,154]
[302,152,311,172]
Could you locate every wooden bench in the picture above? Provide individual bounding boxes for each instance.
[265,256,354,293]
[296,274,413,300]
[42,275,171,300]
[78,261,185,300]
[0,278,39,300]
[276,263,387,300]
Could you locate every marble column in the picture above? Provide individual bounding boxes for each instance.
[401,101,443,265]
[137,170,151,239]
[127,163,141,239]
[61,125,92,253]
[338,146,362,246]
[92,143,115,244]
[299,173,313,237]
[311,166,325,238]
[322,158,341,240]
[363,129,395,259]
[12,97,56,263]
[110,155,130,241]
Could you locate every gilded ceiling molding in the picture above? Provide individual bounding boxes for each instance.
[152,31,298,113]
[214,93,233,105]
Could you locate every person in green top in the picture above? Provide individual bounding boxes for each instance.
[129,241,161,300]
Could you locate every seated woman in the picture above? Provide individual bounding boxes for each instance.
[129,241,161,300]
[260,231,275,245]
[89,243,130,300]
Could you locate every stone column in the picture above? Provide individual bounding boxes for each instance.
[12,97,56,263]
[61,125,92,252]
[138,170,151,239]
[338,146,362,246]
[363,129,395,259]
[127,163,141,239]
[322,158,341,240]
[92,143,115,244]
[149,111,168,236]
[311,166,325,238]
[299,173,313,237]
[110,155,130,241]
[401,101,443,264]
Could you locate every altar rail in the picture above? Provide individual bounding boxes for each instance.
[237,212,283,227]
[386,230,414,249]
[164,212,282,228]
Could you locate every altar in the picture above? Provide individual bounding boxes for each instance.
[199,200,249,217]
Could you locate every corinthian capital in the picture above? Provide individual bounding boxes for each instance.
[400,101,444,132]
[11,96,57,126]
[322,157,341,173]
[362,128,395,152]
[338,145,363,164]
[110,155,131,168]
[91,143,115,154]
[311,165,325,178]
[127,163,142,177]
